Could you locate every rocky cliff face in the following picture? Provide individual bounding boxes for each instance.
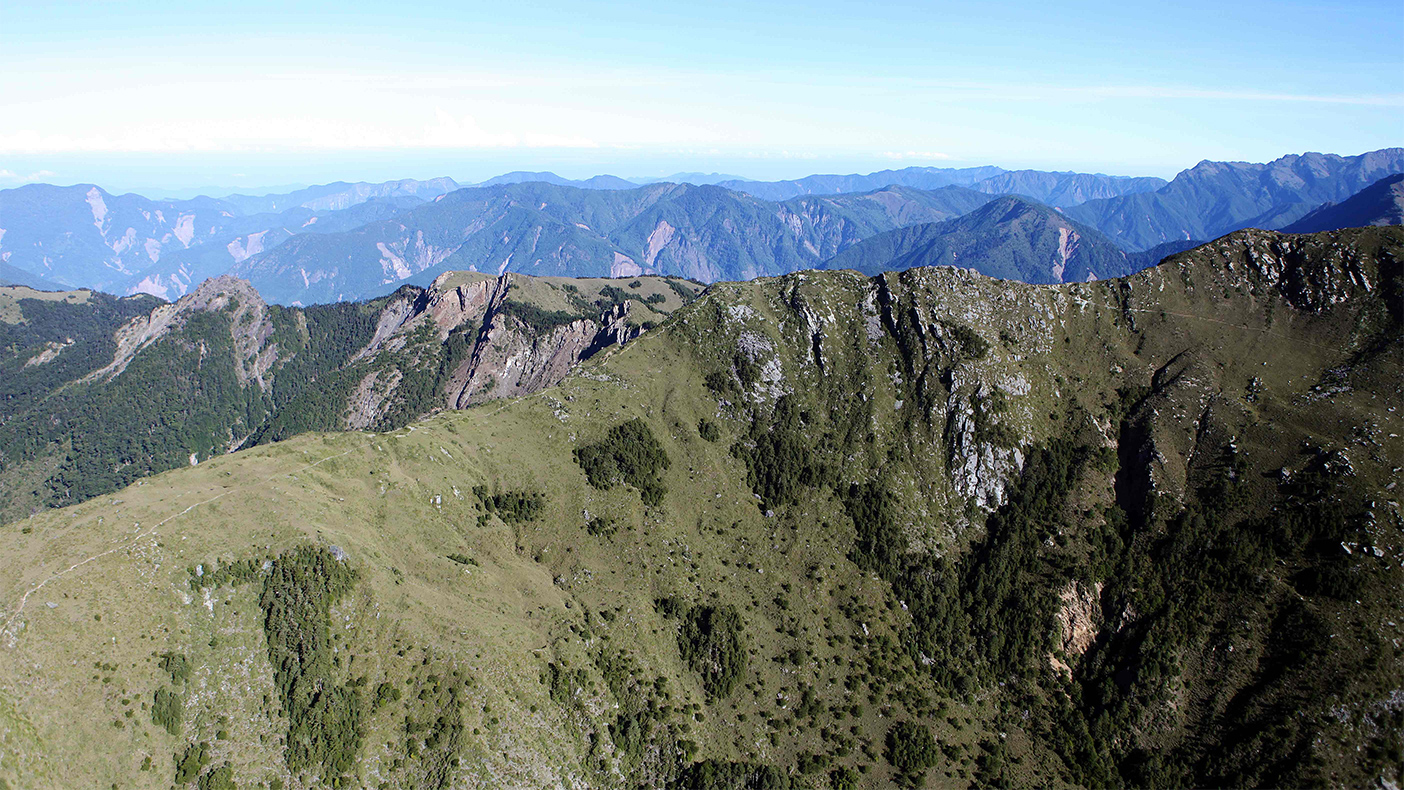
[82,276,276,386]
[341,271,657,423]
[0,269,700,519]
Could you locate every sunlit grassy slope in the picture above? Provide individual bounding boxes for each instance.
[0,227,1399,789]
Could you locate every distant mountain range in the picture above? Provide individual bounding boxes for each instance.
[228,183,995,304]
[0,261,63,289]
[219,177,460,214]
[1,149,1399,304]
[719,167,1168,206]
[1064,149,1404,250]
[630,172,753,185]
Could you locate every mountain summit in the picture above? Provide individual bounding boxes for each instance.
[824,195,1133,282]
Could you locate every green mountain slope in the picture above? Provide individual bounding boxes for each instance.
[0,227,1398,789]
[822,196,1135,283]
[0,274,700,522]
[1284,173,1404,233]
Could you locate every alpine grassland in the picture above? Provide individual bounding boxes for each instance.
[0,227,1399,788]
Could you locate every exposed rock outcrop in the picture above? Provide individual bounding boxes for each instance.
[84,275,277,387]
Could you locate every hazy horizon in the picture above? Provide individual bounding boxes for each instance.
[2,0,1399,195]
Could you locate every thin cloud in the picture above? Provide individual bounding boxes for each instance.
[883,151,953,161]
[873,77,1404,107]
[0,168,56,181]
[1085,85,1404,106]
[0,113,599,154]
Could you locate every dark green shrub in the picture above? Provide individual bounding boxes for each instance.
[473,487,546,522]
[259,545,362,784]
[586,515,618,537]
[697,418,720,442]
[158,652,192,684]
[498,300,582,332]
[574,418,670,506]
[674,760,792,789]
[375,682,402,708]
[173,741,210,784]
[795,751,829,773]
[665,279,700,305]
[674,605,748,699]
[197,763,235,790]
[830,765,861,790]
[152,687,183,735]
[886,721,938,785]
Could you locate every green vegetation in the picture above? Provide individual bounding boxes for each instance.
[575,418,671,506]
[472,486,545,523]
[661,600,748,700]
[197,763,235,790]
[665,279,702,305]
[173,741,210,784]
[674,760,793,790]
[733,396,833,509]
[0,272,698,522]
[152,687,183,735]
[259,545,362,784]
[158,652,192,684]
[498,300,583,333]
[697,418,720,442]
[885,722,938,787]
[2,229,1399,788]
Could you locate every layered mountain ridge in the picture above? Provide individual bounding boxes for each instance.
[226,182,997,304]
[1,149,1399,309]
[1284,173,1404,234]
[1065,148,1404,250]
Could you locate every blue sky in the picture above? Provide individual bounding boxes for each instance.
[1,0,1399,193]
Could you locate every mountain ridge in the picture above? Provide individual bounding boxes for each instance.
[0,226,1398,789]
[822,195,1135,282]
[0,270,701,520]
[227,182,998,304]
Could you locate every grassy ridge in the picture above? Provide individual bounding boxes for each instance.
[0,227,1398,788]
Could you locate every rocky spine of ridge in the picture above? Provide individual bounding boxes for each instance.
[343,272,647,426]
[83,275,278,386]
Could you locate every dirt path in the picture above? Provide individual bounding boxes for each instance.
[1,441,372,646]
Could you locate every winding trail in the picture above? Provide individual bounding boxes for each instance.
[0,384,561,645]
[1,440,372,645]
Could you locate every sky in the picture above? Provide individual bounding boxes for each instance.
[1,0,1400,195]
